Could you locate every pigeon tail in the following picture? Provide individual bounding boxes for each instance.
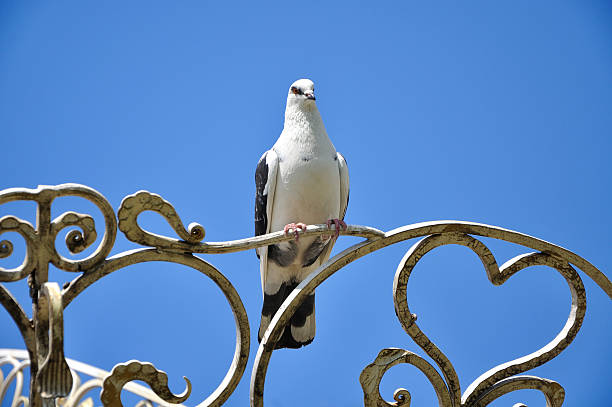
[258,281,315,349]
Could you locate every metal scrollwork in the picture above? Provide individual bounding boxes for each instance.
[0,184,117,276]
[63,250,251,407]
[359,348,451,406]
[117,190,205,250]
[100,361,191,407]
[50,212,97,255]
[253,223,608,407]
[468,375,565,407]
[0,216,37,282]
[0,349,194,407]
[0,185,251,407]
[0,184,610,407]
[392,232,586,406]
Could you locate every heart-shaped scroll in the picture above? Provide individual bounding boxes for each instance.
[392,232,586,406]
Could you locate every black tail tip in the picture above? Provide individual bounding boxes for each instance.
[258,326,314,349]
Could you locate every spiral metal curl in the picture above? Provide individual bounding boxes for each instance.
[50,212,97,255]
[359,348,451,406]
[100,361,191,407]
[0,216,37,282]
[117,191,205,249]
[0,240,14,258]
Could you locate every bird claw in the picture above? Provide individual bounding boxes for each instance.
[284,222,307,241]
[326,218,347,238]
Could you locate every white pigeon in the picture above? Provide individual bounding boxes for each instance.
[254,78,349,349]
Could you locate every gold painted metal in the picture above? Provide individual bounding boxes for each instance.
[0,184,610,407]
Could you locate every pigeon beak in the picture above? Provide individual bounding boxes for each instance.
[305,93,316,100]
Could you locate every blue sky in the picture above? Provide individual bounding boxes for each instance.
[1,1,611,406]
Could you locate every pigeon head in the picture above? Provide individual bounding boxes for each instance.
[287,79,316,105]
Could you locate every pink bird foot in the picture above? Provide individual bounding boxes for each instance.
[326,218,347,238]
[284,222,307,241]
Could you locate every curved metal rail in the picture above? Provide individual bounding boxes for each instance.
[0,184,609,407]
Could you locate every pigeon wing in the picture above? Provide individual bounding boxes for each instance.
[254,149,279,290]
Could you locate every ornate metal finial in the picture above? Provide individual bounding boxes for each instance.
[35,283,72,399]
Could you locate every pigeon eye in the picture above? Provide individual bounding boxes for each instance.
[291,87,301,95]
